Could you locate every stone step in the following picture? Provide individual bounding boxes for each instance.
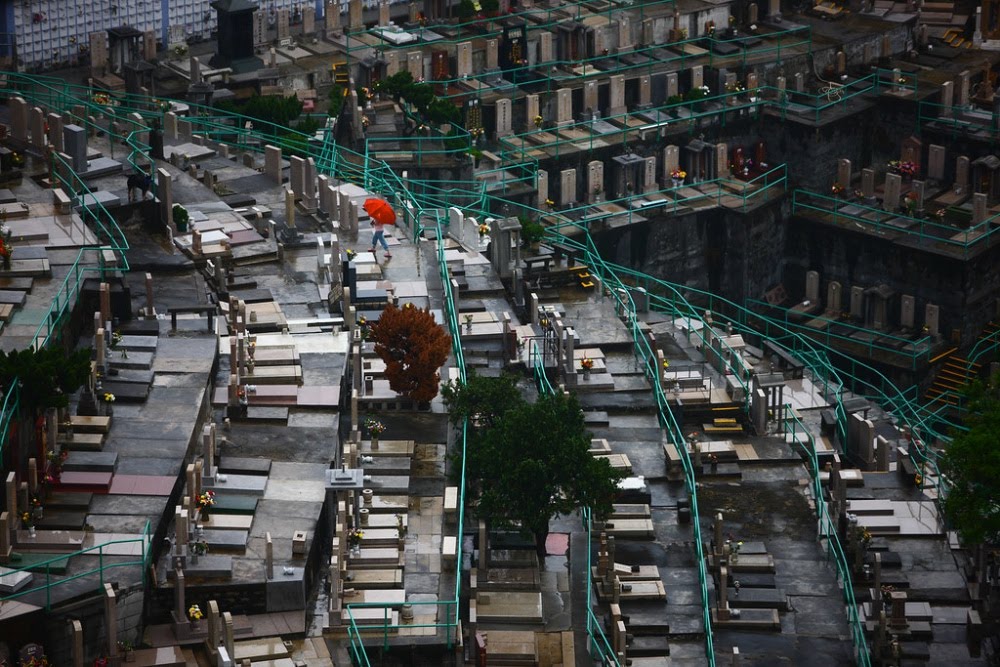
[0,277,34,292]
[358,528,401,547]
[34,510,87,530]
[218,456,272,476]
[203,474,267,497]
[342,607,401,626]
[360,495,408,514]
[0,567,33,594]
[475,591,543,624]
[200,514,254,531]
[44,492,93,510]
[726,587,790,610]
[51,471,113,494]
[349,547,403,568]
[68,416,112,434]
[233,637,290,662]
[99,381,151,403]
[169,555,233,579]
[62,452,118,474]
[359,457,411,476]
[0,290,26,306]
[344,568,403,589]
[57,432,105,451]
[118,335,158,351]
[201,529,249,552]
[364,476,410,494]
[243,365,303,385]
[240,407,290,424]
[10,552,72,574]
[103,369,155,385]
[211,495,259,515]
[108,351,154,371]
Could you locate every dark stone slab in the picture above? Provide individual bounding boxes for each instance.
[101,381,150,402]
[120,319,161,336]
[0,189,16,204]
[46,492,93,509]
[88,494,168,515]
[112,457,184,477]
[168,555,233,579]
[228,288,274,304]
[63,451,118,473]
[727,587,789,610]
[104,369,154,385]
[0,277,32,291]
[13,553,72,574]
[728,572,776,588]
[266,566,306,611]
[222,193,256,208]
[108,352,153,370]
[241,407,290,423]
[11,246,47,260]
[35,510,87,530]
[212,495,259,514]
[202,529,249,550]
[218,456,272,476]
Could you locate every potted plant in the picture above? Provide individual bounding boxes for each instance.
[519,217,545,250]
[172,204,189,233]
[117,640,135,662]
[671,169,687,188]
[188,604,204,629]
[580,357,594,380]
[21,510,35,538]
[349,528,364,555]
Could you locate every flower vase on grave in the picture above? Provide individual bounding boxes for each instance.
[672,178,683,189]
[371,435,379,450]
[583,368,590,381]
[2,255,9,270]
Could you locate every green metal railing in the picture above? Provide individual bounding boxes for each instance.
[918,99,999,139]
[792,188,1000,260]
[0,520,152,610]
[784,411,871,666]
[744,296,934,371]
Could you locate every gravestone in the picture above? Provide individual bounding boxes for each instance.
[486,39,499,70]
[587,161,604,202]
[29,108,45,150]
[911,180,925,213]
[940,81,954,113]
[537,171,548,209]
[496,99,513,137]
[265,145,282,183]
[525,94,540,130]
[826,281,842,315]
[925,303,940,337]
[958,71,971,107]
[618,15,632,50]
[955,156,970,193]
[805,271,819,303]
[794,72,804,92]
[407,51,422,80]
[663,145,680,180]
[691,65,704,90]
[927,145,945,181]
[584,81,598,114]
[973,193,988,224]
[638,74,651,106]
[326,0,341,34]
[385,51,399,76]
[349,0,363,30]
[777,76,786,98]
[715,143,729,178]
[64,124,88,172]
[277,9,290,40]
[861,168,875,200]
[883,173,902,211]
[90,31,109,74]
[555,88,573,126]
[836,51,846,74]
[560,169,576,205]
[539,32,553,63]
[850,286,864,319]
[289,156,305,198]
[378,1,390,26]
[900,294,915,329]
[837,159,851,187]
[643,156,657,193]
[666,72,678,99]
[608,75,626,117]
[47,113,64,153]
[9,97,27,143]
[457,43,472,78]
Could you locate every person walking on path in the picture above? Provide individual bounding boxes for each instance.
[371,220,391,259]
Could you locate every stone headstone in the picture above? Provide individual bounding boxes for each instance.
[457,43,472,78]
[925,303,940,337]
[47,113,64,153]
[277,9,290,40]
[587,160,604,201]
[539,32,553,63]
[407,51,422,79]
[303,6,316,33]
[837,159,851,187]
[608,75,625,117]
[560,169,576,205]
[486,39,499,70]
[883,172,902,211]
[666,72,679,99]
[9,97,27,143]
[62,124,88,173]
[537,170,548,209]
[794,72,804,92]
[349,0,363,29]
[861,168,875,199]
[805,270,820,303]
[638,74,651,106]
[90,31,109,74]
[955,156,970,193]
[715,142,729,178]
[525,94,540,131]
[265,145,282,183]
[378,1,390,26]
[850,286,864,319]
[555,88,573,126]
[973,192,988,224]
[496,98,513,137]
[663,145,679,180]
[29,108,45,150]
[958,71,971,107]
[583,81,598,114]
[826,281,842,314]
[691,65,703,90]
[940,81,954,113]
[900,294,915,328]
[927,145,946,181]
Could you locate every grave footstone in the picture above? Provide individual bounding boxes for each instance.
[883,173,901,211]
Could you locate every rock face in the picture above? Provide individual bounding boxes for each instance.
[595,202,786,305]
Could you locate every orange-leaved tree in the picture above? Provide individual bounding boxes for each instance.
[370,303,452,403]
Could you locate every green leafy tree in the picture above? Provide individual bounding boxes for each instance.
[0,347,91,416]
[370,304,451,403]
[442,372,521,429]
[942,376,1000,544]
[450,382,625,556]
[328,84,346,117]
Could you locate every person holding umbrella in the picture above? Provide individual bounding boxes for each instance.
[364,197,395,260]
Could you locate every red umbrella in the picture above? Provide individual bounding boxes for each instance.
[363,198,396,225]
